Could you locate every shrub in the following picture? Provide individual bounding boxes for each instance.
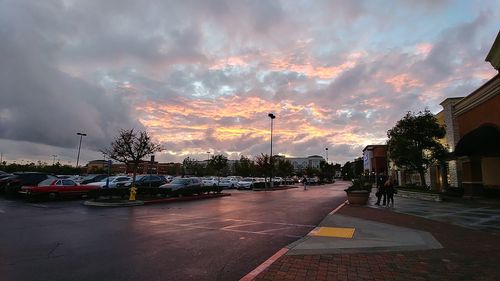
[344,177,372,192]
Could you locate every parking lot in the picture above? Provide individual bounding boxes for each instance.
[0,181,349,281]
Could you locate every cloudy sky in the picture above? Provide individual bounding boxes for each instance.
[0,0,498,165]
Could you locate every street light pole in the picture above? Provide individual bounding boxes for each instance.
[268,113,276,188]
[207,151,211,162]
[325,147,328,163]
[76,132,87,167]
[51,155,57,165]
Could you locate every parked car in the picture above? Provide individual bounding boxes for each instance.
[19,178,100,200]
[80,174,108,184]
[218,177,241,189]
[86,176,131,188]
[160,177,202,191]
[237,178,257,190]
[4,172,58,197]
[0,174,15,193]
[272,177,283,184]
[160,175,174,183]
[117,175,167,188]
[202,176,220,186]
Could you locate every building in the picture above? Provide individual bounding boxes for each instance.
[437,30,500,197]
[285,155,325,171]
[362,145,388,175]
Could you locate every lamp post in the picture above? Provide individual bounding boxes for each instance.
[207,151,211,162]
[51,155,57,166]
[268,113,276,188]
[76,132,87,167]
[325,147,328,163]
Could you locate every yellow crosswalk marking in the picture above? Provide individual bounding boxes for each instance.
[309,227,355,238]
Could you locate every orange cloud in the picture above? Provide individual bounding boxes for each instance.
[385,74,423,92]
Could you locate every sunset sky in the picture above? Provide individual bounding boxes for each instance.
[0,0,499,165]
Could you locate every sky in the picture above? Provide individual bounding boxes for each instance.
[0,0,499,166]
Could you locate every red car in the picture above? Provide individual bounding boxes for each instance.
[19,178,100,200]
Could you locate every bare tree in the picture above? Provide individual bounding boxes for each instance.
[102,129,162,186]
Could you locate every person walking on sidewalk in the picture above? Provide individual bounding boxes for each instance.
[385,176,396,207]
[302,176,308,190]
[375,173,387,206]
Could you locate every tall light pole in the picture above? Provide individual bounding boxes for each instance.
[207,151,211,162]
[268,113,276,188]
[51,155,57,165]
[76,132,87,167]
[325,147,328,163]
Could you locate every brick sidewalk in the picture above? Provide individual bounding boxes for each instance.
[254,205,500,281]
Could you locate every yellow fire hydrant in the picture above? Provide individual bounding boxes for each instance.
[129,186,137,201]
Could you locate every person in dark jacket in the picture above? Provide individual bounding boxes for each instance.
[385,176,396,207]
[375,173,387,205]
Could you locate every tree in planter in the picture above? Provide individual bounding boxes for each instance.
[234,156,255,177]
[387,110,446,188]
[182,157,196,176]
[102,129,162,187]
[254,153,271,184]
[208,154,228,187]
[276,157,293,178]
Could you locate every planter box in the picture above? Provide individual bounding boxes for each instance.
[345,190,370,205]
[396,189,442,202]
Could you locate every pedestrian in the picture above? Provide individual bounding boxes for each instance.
[302,176,308,190]
[385,176,396,207]
[375,173,387,206]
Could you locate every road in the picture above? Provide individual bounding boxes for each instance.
[0,181,350,281]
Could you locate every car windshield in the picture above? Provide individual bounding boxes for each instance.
[99,177,117,182]
[82,175,100,181]
[38,179,55,186]
[171,179,189,184]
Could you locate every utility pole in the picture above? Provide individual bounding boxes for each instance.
[52,155,57,165]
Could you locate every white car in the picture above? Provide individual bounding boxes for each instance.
[272,177,283,184]
[87,176,131,188]
[237,178,257,190]
[218,177,241,189]
[202,177,220,186]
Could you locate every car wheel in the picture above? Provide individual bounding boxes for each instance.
[231,184,234,189]
[250,184,253,189]
[48,192,58,200]
[213,184,217,186]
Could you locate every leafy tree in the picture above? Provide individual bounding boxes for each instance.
[254,153,271,180]
[305,166,320,177]
[387,110,446,187]
[319,161,334,181]
[208,154,228,181]
[275,157,293,177]
[234,156,255,177]
[182,157,197,176]
[102,129,162,186]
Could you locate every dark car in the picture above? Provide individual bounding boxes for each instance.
[4,172,58,197]
[0,174,15,193]
[159,177,202,191]
[80,174,108,185]
[116,175,167,188]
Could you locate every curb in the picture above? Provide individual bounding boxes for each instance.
[239,200,348,281]
[83,193,231,207]
[83,200,145,207]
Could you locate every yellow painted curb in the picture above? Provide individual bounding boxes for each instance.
[309,227,355,238]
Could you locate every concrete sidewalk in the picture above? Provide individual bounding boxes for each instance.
[253,201,500,281]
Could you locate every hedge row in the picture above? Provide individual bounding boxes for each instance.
[88,185,223,200]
